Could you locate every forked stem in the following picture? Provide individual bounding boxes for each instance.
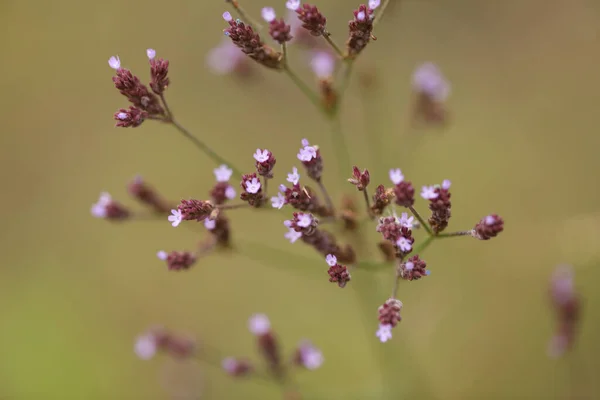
[317,179,336,216]
[322,33,345,59]
[408,205,433,236]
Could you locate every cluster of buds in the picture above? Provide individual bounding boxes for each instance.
[224,314,323,379]
[325,254,351,288]
[397,255,429,281]
[310,52,338,112]
[346,1,381,58]
[91,192,130,221]
[348,166,370,191]
[421,180,452,234]
[253,148,276,178]
[297,139,323,182]
[376,212,415,257]
[376,298,403,342]
[240,173,264,207]
[128,176,172,214]
[547,265,581,358]
[262,7,293,44]
[223,12,282,69]
[411,63,451,125]
[156,250,197,271]
[271,167,331,216]
[286,1,327,37]
[169,199,215,227]
[109,51,169,128]
[134,326,196,360]
[390,168,415,208]
[472,214,504,240]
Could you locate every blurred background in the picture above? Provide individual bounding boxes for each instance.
[1,0,600,398]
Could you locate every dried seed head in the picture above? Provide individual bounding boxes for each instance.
[293,340,324,370]
[157,250,197,271]
[223,16,282,69]
[473,214,504,240]
[112,66,164,115]
[176,199,215,223]
[371,185,394,215]
[91,192,130,221]
[222,357,254,377]
[148,50,170,95]
[347,4,375,58]
[114,106,147,128]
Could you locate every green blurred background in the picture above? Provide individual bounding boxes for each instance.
[1,0,600,398]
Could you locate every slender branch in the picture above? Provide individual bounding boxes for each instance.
[337,60,354,100]
[281,42,288,66]
[436,230,474,238]
[263,178,269,197]
[391,259,403,298]
[282,65,323,112]
[317,179,336,216]
[217,203,251,210]
[330,114,352,183]
[227,0,263,32]
[158,94,243,178]
[322,33,345,59]
[362,189,372,217]
[408,205,433,236]
[373,0,392,27]
[412,234,435,255]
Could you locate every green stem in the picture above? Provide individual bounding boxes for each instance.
[282,66,323,112]
[322,33,345,59]
[317,179,336,216]
[337,60,354,100]
[436,230,473,238]
[412,234,435,255]
[330,114,352,184]
[159,94,243,178]
[373,0,392,27]
[408,205,433,236]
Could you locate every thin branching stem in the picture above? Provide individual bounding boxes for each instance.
[436,230,473,238]
[282,65,323,111]
[322,33,345,59]
[373,0,392,27]
[330,114,352,183]
[408,205,433,236]
[412,234,435,255]
[362,189,372,217]
[317,179,336,216]
[158,94,244,178]
[217,203,251,210]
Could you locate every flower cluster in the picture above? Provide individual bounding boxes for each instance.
[95,0,514,393]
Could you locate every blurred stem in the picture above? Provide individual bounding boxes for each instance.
[330,114,352,184]
[281,42,288,66]
[218,203,251,210]
[408,205,433,236]
[227,0,263,32]
[316,179,336,216]
[362,189,372,218]
[373,0,392,27]
[263,177,269,197]
[158,94,243,179]
[413,234,435,255]
[337,60,354,99]
[282,65,323,112]
[323,33,345,59]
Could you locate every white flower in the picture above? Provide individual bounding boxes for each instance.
[485,215,496,226]
[412,62,451,101]
[168,209,183,227]
[156,251,168,260]
[117,112,128,120]
[404,261,414,271]
[368,0,381,9]
[225,185,237,200]
[206,39,245,75]
[356,11,366,21]
[214,164,233,182]
[389,168,404,185]
[285,228,302,243]
[108,55,121,69]
[376,324,393,343]
[146,48,156,60]
[287,167,300,185]
[297,213,312,228]
[420,185,439,200]
[248,314,271,335]
[91,192,112,218]
[396,237,412,253]
[286,0,301,10]
[284,220,292,228]
[253,149,270,163]
[222,11,233,22]
[245,177,261,194]
[298,341,324,370]
[271,192,286,209]
[204,219,216,230]
[325,254,337,266]
[297,139,317,162]
[134,334,157,360]
[397,212,414,228]
[310,51,335,79]
[261,7,276,22]
[442,179,451,190]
